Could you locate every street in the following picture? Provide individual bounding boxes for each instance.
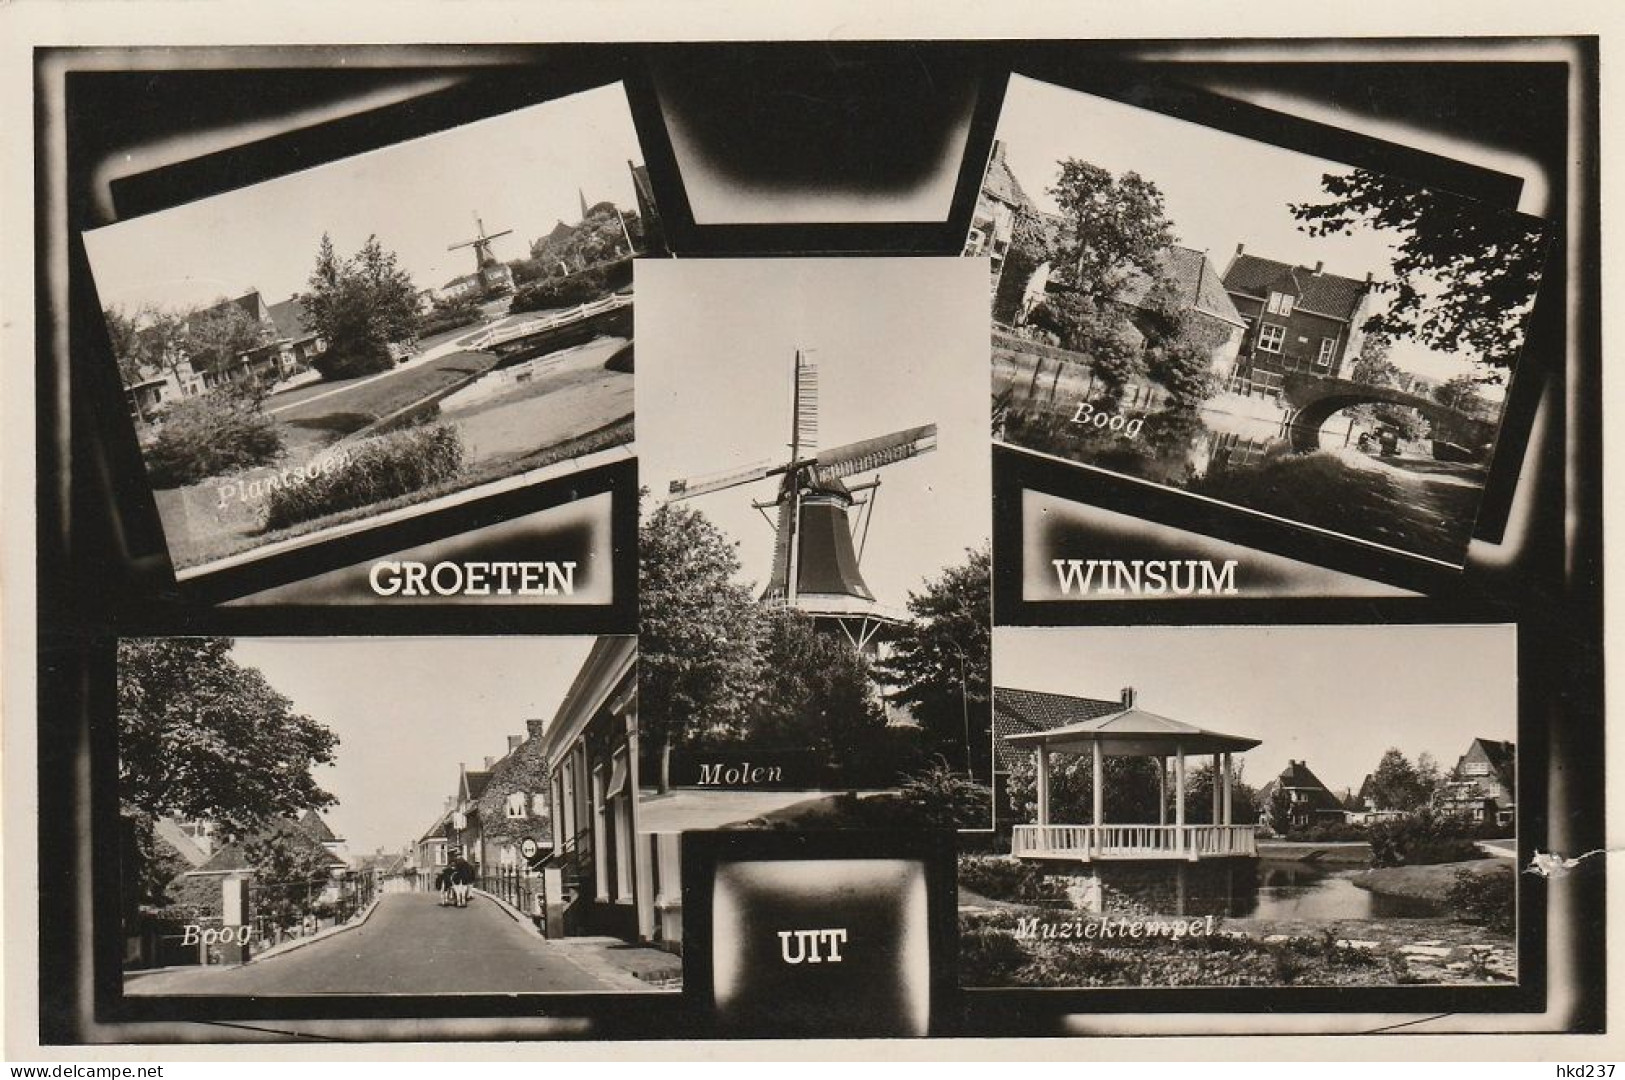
[125,892,655,996]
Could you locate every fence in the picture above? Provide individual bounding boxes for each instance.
[480,865,541,920]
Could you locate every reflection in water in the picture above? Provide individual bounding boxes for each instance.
[1236,861,1443,921]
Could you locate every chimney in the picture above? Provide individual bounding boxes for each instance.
[1121,687,1137,709]
[508,735,523,753]
[444,796,456,811]
[1313,260,1324,274]
[1235,243,1245,256]
[990,139,1006,163]
[1364,272,1374,286]
[526,718,547,740]
[484,756,496,770]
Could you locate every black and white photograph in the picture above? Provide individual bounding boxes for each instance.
[969,75,1552,568]
[962,624,1518,990]
[116,634,680,997]
[635,259,994,833]
[83,82,659,579]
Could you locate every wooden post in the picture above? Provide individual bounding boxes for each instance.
[1222,752,1234,826]
[1174,744,1187,857]
[1157,757,1167,826]
[1211,754,1222,825]
[1091,742,1104,827]
[1036,744,1051,828]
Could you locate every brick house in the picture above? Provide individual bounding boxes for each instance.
[1117,245,1248,374]
[1220,245,1375,392]
[1435,737,1516,828]
[1257,759,1348,832]
[992,686,1124,829]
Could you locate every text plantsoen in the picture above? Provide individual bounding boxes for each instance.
[368,560,576,597]
[1052,559,1239,596]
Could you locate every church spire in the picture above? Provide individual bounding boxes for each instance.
[578,188,590,221]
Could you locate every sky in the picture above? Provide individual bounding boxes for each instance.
[83,83,644,315]
[635,258,991,609]
[992,75,1532,394]
[993,624,1516,798]
[229,636,595,856]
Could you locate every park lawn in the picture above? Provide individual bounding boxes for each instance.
[271,350,500,448]
[165,416,633,569]
[1350,857,1512,904]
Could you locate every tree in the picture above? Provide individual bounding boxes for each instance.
[1180,760,1261,826]
[1139,280,1227,410]
[527,203,638,278]
[303,233,420,380]
[103,305,147,387]
[1365,748,1434,812]
[1049,160,1176,301]
[1291,170,1549,373]
[876,546,991,780]
[1023,290,1146,403]
[187,300,272,384]
[1433,373,1494,419]
[1006,750,1164,826]
[1266,785,1295,835]
[239,821,337,931]
[638,500,765,793]
[1349,336,1400,388]
[749,607,888,768]
[117,638,339,833]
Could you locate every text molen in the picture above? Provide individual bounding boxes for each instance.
[778,928,848,964]
[696,761,784,786]
[1052,559,1239,597]
[369,560,576,597]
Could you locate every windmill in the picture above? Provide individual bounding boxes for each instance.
[448,214,515,296]
[666,350,937,653]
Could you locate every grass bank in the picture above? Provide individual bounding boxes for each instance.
[1351,857,1512,904]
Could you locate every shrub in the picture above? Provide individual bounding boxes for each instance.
[145,390,284,487]
[957,915,1031,984]
[310,337,396,381]
[419,298,484,338]
[508,261,632,315]
[1367,809,1489,868]
[894,760,993,830]
[1446,865,1516,934]
[1282,821,1370,843]
[957,855,1065,904]
[262,424,463,530]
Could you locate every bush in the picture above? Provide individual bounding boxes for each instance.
[957,855,1066,904]
[262,424,464,530]
[958,914,1032,984]
[1368,809,1489,868]
[310,337,396,381]
[894,760,993,829]
[418,298,484,338]
[508,260,632,315]
[1282,821,1370,843]
[1446,865,1516,933]
[145,390,284,487]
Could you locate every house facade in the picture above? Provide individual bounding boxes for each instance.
[1220,246,1375,393]
[1257,760,1348,832]
[992,686,1123,829]
[1436,737,1516,828]
[539,636,681,949]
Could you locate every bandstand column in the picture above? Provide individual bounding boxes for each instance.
[1036,743,1051,827]
[1174,743,1186,855]
[1222,752,1234,826]
[1157,757,1167,826]
[1091,741,1104,827]
[1211,754,1222,824]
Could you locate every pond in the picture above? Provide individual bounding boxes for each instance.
[1237,860,1445,921]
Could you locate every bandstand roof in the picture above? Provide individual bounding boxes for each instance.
[1003,705,1260,757]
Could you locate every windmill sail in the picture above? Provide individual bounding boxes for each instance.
[814,423,937,481]
[667,459,779,501]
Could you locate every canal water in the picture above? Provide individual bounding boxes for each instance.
[1239,860,1444,921]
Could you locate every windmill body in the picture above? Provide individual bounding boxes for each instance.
[448,214,516,297]
[667,350,936,654]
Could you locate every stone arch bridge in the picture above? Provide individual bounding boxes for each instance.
[1281,372,1496,456]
